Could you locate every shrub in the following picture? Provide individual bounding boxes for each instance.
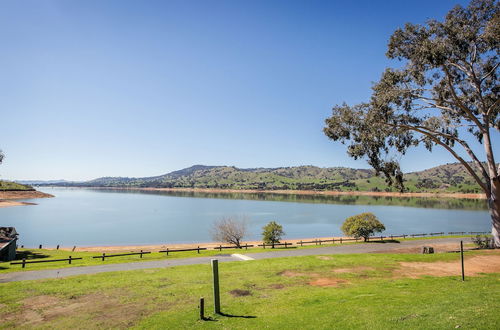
[262,221,285,246]
[341,212,385,241]
[471,235,493,249]
[211,216,248,248]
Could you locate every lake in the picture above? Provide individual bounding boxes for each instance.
[0,187,491,247]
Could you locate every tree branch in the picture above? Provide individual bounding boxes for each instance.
[385,122,489,194]
[442,65,485,130]
[481,62,499,82]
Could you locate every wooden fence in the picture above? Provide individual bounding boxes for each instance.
[257,242,293,249]
[11,230,491,267]
[213,244,254,251]
[11,256,82,268]
[159,247,207,255]
[92,250,151,261]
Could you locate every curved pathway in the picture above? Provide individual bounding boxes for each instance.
[0,237,468,283]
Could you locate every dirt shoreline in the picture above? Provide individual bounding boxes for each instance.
[84,186,487,199]
[59,236,355,252]
[0,190,54,208]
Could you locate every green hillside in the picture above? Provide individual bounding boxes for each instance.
[0,180,34,191]
[51,163,490,193]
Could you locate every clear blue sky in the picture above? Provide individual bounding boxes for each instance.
[1,0,494,181]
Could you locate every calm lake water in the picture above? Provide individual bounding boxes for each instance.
[0,188,491,247]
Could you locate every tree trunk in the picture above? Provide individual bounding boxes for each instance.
[489,180,500,248]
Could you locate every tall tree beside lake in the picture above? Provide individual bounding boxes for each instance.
[324,0,500,246]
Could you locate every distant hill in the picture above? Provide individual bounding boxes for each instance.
[43,163,489,193]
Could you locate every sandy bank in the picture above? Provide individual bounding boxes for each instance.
[92,187,487,199]
[0,201,37,208]
[0,190,54,208]
[63,236,384,252]
[0,190,54,200]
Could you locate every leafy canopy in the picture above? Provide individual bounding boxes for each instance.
[262,221,285,245]
[341,212,385,241]
[324,0,499,193]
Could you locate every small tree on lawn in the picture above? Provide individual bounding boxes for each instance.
[211,216,247,248]
[262,221,285,247]
[341,213,385,242]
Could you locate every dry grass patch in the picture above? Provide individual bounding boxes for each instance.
[309,278,350,287]
[1,292,158,328]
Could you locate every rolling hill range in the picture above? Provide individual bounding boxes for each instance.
[38,163,489,193]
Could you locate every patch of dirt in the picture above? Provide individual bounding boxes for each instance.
[278,270,307,277]
[229,289,252,297]
[332,266,375,273]
[395,255,500,278]
[377,243,474,254]
[309,278,350,287]
[269,284,285,289]
[317,256,333,260]
[2,292,157,328]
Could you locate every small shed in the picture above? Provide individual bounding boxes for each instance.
[0,227,18,261]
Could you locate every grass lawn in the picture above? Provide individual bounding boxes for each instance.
[0,236,478,274]
[1,250,498,329]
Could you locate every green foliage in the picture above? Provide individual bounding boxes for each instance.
[262,221,285,245]
[0,180,33,191]
[323,0,498,194]
[51,163,488,193]
[471,234,494,249]
[341,212,386,241]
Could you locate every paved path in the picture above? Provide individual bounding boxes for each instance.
[0,237,467,283]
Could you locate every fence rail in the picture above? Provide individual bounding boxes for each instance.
[159,247,207,255]
[257,242,293,249]
[92,251,151,261]
[213,244,254,251]
[11,256,82,268]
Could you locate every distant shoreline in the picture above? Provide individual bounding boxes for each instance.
[0,190,54,208]
[74,186,487,200]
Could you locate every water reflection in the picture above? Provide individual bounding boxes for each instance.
[92,189,488,211]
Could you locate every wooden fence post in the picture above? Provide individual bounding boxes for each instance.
[197,246,200,254]
[72,246,76,252]
[102,253,106,261]
[39,244,42,249]
[211,259,221,314]
[140,250,143,258]
[22,258,26,268]
[340,237,343,244]
[299,240,303,247]
[56,245,59,250]
[68,256,72,264]
[460,241,465,281]
[199,297,205,320]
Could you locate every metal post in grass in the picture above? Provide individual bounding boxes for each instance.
[211,259,221,314]
[460,241,465,281]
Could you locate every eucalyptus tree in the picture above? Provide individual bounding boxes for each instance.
[324,0,500,246]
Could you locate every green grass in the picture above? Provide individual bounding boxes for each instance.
[0,235,478,274]
[0,251,498,329]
